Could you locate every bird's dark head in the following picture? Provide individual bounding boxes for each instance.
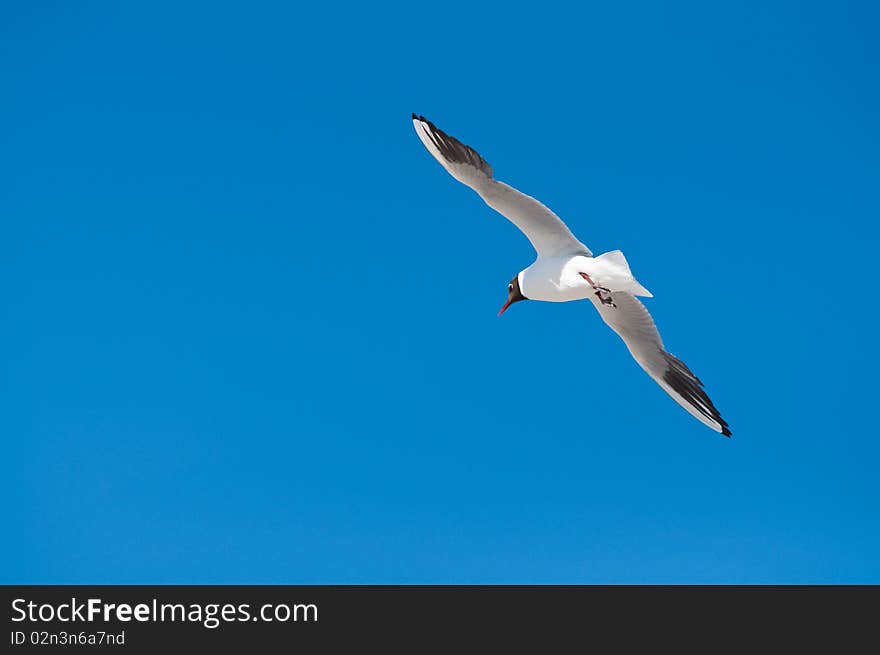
[498,274,528,316]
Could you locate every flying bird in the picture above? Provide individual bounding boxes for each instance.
[412,114,730,436]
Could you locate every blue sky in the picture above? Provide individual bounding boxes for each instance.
[2,1,878,583]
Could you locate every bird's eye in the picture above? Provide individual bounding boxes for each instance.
[508,284,513,292]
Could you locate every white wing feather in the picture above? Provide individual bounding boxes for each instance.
[588,292,731,435]
[413,115,590,258]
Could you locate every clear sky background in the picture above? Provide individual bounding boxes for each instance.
[2,1,878,583]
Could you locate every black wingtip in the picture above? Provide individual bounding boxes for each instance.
[411,112,418,119]
[661,352,730,438]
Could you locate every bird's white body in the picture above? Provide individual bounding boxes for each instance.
[412,114,730,436]
[519,250,653,303]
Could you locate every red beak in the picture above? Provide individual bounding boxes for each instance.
[498,299,513,317]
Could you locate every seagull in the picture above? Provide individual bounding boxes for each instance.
[412,114,730,436]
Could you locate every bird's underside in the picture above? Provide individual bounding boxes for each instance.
[412,113,731,436]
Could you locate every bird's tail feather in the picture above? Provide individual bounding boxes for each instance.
[596,250,653,297]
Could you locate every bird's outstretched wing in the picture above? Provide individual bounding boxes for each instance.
[588,292,731,435]
[412,114,591,258]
